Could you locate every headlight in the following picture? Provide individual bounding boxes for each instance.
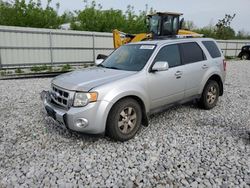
[73,92,98,107]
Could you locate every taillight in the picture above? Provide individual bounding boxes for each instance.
[223,59,226,71]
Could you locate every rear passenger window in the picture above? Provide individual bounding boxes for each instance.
[181,42,206,64]
[202,41,221,58]
[154,44,181,68]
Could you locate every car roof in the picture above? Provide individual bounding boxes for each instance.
[128,37,216,46]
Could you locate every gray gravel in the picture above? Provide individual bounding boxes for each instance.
[0,61,250,187]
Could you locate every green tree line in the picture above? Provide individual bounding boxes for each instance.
[0,0,65,28]
[1,0,250,39]
[71,1,150,33]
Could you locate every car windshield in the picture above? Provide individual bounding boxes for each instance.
[100,44,156,71]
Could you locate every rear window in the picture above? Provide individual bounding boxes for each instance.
[202,41,221,58]
[181,42,206,64]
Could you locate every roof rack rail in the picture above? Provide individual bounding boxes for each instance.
[176,34,204,38]
[151,34,204,41]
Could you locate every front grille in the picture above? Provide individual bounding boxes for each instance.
[50,85,71,108]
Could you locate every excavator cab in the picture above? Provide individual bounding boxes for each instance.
[112,12,200,48]
[147,12,183,37]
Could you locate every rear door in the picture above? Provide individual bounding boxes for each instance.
[179,42,208,98]
[147,44,185,109]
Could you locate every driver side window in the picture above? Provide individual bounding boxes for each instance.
[154,44,181,68]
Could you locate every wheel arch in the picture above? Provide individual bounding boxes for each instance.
[106,95,149,130]
[205,74,224,96]
[241,52,250,60]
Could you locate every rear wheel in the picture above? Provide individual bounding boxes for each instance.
[241,53,249,60]
[199,80,219,110]
[106,98,142,141]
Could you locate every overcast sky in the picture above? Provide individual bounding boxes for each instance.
[43,0,250,33]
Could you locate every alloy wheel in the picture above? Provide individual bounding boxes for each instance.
[118,107,137,134]
[206,86,217,105]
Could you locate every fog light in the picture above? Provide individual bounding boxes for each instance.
[75,118,88,128]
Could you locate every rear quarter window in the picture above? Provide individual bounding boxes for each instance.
[180,42,206,64]
[202,41,222,58]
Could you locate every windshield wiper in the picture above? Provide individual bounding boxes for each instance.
[98,64,119,70]
[105,66,119,70]
[97,64,107,68]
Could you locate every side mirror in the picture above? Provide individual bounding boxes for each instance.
[151,61,169,72]
[95,59,104,65]
[97,54,107,60]
[95,54,108,65]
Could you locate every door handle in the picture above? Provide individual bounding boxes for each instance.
[175,71,182,79]
[175,71,182,76]
[202,64,208,69]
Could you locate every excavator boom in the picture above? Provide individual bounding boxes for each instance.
[113,30,152,48]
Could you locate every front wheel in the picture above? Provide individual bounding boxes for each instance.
[199,80,219,110]
[106,98,142,141]
[241,53,249,60]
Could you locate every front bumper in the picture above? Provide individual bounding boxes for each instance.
[41,90,111,134]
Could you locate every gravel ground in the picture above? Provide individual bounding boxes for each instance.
[0,61,249,187]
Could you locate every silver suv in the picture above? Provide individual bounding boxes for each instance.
[42,38,226,141]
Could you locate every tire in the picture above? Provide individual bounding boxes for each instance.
[241,53,249,60]
[106,98,142,141]
[199,80,219,110]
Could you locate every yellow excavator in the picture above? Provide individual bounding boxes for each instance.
[113,12,202,48]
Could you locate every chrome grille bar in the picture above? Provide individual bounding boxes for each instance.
[50,85,72,108]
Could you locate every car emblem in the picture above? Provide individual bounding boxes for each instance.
[51,91,60,99]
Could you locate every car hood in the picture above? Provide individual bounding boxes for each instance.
[52,67,136,91]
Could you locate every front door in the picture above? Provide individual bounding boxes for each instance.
[147,44,185,109]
